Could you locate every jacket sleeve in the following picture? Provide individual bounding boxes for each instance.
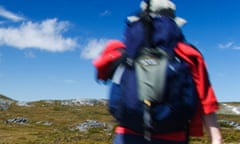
[174,42,219,136]
[175,42,219,114]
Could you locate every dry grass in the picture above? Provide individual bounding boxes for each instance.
[0,101,239,144]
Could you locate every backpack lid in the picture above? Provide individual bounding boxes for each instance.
[93,40,126,81]
[138,0,186,27]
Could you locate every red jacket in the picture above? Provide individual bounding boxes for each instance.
[175,42,219,136]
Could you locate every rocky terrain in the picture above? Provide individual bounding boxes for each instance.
[0,94,240,144]
[1,95,240,130]
[0,95,110,132]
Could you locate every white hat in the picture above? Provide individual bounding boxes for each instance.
[140,0,187,27]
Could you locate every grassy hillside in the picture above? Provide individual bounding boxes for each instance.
[0,100,239,144]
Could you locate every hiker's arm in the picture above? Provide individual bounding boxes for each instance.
[203,112,222,144]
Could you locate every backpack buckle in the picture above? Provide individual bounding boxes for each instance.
[144,99,151,106]
[144,130,151,141]
[143,99,152,141]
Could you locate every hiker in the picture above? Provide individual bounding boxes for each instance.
[93,0,222,144]
[116,0,222,143]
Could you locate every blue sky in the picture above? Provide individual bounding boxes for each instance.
[0,0,239,102]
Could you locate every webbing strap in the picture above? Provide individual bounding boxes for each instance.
[112,64,125,84]
[143,99,152,141]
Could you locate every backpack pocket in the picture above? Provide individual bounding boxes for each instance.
[135,48,168,102]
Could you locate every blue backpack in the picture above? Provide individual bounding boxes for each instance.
[108,11,198,136]
[109,53,198,133]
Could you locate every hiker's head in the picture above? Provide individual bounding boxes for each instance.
[93,40,126,81]
[140,0,175,16]
[140,0,186,27]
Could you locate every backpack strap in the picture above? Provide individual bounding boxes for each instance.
[139,1,155,141]
[112,64,125,84]
[140,1,154,48]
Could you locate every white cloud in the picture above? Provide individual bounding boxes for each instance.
[0,18,78,52]
[218,42,240,50]
[80,38,108,59]
[218,42,234,49]
[0,6,25,22]
[100,10,111,16]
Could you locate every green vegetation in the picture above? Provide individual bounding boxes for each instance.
[0,100,239,144]
[0,101,114,144]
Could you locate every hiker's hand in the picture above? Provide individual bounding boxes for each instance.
[203,113,222,144]
[211,139,222,144]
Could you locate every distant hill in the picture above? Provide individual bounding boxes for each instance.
[0,94,16,110]
[0,94,239,112]
[218,102,240,115]
[0,94,15,101]
[1,94,240,115]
